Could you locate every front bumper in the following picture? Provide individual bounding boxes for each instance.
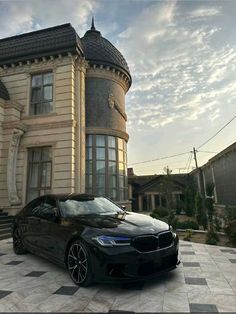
[88,235,179,283]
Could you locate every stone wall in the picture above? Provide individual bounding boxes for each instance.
[85,66,128,141]
[0,55,86,213]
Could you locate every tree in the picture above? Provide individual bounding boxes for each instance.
[195,192,207,229]
[160,166,173,212]
[159,167,179,229]
[205,182,218,245]
[184,187,195,216]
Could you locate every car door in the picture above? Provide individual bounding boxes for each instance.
[22,197,44,251]
[35,196,64,262]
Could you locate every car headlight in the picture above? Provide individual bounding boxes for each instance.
[93,235,131,247]
[170,225,177,239]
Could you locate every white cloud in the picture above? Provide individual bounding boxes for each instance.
[115,1,236,138]
[0,0,98,39]
[190,7,221,18]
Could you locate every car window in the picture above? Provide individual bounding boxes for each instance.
[59,196,123,218]
[24,198,42,216]
[31,197,45,217]
[43,197,58,215]
[31,196,57,220]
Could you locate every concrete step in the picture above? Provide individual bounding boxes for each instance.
[0,217,15,223]
[0,228,11,236]
[0,223,12,230]
[0,233,12,240]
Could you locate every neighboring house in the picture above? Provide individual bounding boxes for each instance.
[191,142,236,208]
[0,21,132,215]
[128,169,192,211]
[129,142,236,212]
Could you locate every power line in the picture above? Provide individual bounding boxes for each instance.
[128,115,236,169]
[184,152,192,170]
[133,157,190,169]
[128,151,190,166]
[197,114,236,149]
[197,150,217,154]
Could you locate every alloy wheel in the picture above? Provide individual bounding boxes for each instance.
[68,243,88,284]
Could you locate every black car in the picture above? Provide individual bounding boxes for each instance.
[12,194,180,286]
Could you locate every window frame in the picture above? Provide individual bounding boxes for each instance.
[85,135,128,201]
[26,147,52,203]
[30,72,54,116]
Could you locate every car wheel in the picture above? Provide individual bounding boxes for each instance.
[67,240,93,287]
[13,228,27,255]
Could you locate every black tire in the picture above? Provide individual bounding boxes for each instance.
[13,227,27,255]
[67,239,93,287]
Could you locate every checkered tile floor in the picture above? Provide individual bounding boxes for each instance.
[0,239,236,312]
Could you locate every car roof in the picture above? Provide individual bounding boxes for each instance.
[44,193,97,201]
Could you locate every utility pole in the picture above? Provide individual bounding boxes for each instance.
[193,147,198,169]
[193,147,205,204]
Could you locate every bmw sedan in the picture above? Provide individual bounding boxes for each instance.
[12,194,180,286]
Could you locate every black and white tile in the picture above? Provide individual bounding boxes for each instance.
[0,238,235,312]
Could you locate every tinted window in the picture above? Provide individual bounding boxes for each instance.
[59,197,123,218]
[31,197,57,220]
[23,198,42,216]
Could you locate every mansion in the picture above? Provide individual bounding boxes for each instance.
[0,21,132,214]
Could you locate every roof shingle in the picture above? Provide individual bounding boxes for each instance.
[0,23,84,66]
[81,28,131,83]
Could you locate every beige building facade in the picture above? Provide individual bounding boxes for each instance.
[0,22,131,215]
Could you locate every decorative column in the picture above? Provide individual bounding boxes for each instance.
[151,194,155,210]
[138,195,143,211]
[7,128,24,205]
[75,57,87,193]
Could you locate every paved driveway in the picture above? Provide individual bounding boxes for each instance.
[0,238,236,312]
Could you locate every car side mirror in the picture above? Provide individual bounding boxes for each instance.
[42,208,58,221]
[121,205,126,211]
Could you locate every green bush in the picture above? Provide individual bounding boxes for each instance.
[150,208,178,228]
[176,220,199,230]
[175,200,184,215]
[167,210,178,229]
[223,205,236,245]
[205,237,217,245]
[206,227,219,245]
[175,207,181,215]
[184,187,195,217]
[183,229,193,241]
[150,207,169,219]
[214,213,222,232]
[224,219,236,246]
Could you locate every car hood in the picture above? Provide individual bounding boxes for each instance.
[65,212,169,236]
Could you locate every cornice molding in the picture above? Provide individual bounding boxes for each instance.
[2,121,27,131]
[86,127,129,142]
[0,54,74,76]
[4,100,24,112]
[27,119,77,131]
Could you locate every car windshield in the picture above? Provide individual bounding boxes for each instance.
[59,196,124,218]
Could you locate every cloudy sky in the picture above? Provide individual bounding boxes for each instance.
[0,0,236,175]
